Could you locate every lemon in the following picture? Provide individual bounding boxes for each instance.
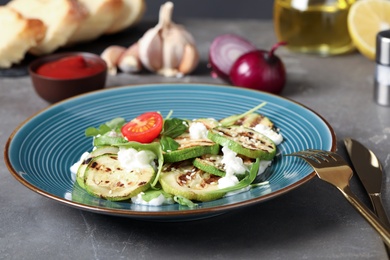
[348,0,390,60]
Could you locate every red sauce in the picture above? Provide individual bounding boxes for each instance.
[36,55,106,79]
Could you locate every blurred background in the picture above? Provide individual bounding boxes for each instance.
[142,0,274,19]
[0,0,274,20]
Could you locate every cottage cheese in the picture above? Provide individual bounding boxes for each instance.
[218,146,246,189]
[253,124,283,145]
[189,122,208,140]
[131,192,174,206]
[117,147,156,172]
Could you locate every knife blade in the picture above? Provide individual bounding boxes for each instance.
[344,138,390,256]
[344,138,390,228]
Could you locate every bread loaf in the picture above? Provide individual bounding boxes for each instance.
[8,0,88,55]
[0,0,146,68]
[67,0,124,44]
[0,7,46,68]
[105,0,146,34]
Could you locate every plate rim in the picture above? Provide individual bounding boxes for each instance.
[4,83,337,219]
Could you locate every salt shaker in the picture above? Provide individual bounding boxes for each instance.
[374,30,390,106]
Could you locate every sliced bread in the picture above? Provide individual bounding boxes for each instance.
[8,0,88,55]
[105,0,146,34]
[0,6,46,68]
[67,0,123,44]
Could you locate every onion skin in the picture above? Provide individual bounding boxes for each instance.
[208,34,257,80]
[229,48,286,94]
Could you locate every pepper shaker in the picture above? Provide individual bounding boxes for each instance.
[374,30,390,106]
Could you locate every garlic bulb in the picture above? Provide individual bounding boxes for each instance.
[118,42,142,73]
[138,1,199,77]
[100,45,126,75]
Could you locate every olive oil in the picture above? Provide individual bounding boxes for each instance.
[273,0,356,56]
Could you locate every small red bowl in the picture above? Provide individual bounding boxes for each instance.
[29,52,107,103]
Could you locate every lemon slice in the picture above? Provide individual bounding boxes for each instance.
[348,0,390,60]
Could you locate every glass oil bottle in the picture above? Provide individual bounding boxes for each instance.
[273,0,356,56]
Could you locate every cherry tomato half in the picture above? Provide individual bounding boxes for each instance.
[121,112,163,143]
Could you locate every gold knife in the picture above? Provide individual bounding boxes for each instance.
[344,138,390,255]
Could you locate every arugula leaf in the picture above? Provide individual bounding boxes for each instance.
[85,117,126,137]
[208,158,260,194]
[160,136,179,152]
[165,110,173,120]
[174,195,198,208]
[84,127,100,137]
[106,117,126,130]
[93,135,128,147]
[251,181,270,188]
[220,102,267,126]
[159,118,189,152]
[161,118,189,138]
[141,189,173,202]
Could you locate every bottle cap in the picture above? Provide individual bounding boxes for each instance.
[376,30,390,65]
[375,30,390,106]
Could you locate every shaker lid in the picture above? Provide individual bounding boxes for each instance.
[376,30,390,65]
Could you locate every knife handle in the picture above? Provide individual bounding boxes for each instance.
[341,186,390,247]
[370,194,390,228]
[370,194,390,256]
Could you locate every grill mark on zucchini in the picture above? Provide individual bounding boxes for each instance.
[164,162,220,189]
[178,139,215,149]
[91,161,99,169]
[82,157,92,165]
[217,126,274,151]
[163,133,220,162]
[220,113,274,128]
[208,125,276,159]
[84,154,155,201]
[174,134,215,149]
[160,161,226,201]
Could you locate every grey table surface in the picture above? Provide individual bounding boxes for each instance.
[1,19,389,260]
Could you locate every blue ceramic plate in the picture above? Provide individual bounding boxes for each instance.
[5,84,336,221]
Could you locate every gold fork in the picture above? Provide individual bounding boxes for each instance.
[287,149,390,247]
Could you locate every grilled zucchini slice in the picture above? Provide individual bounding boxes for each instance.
[208,126,276,159]
[220,113,274,128]
[159,160,226,202]
[193,154,254,177]
[193,154,226,177]
[84,154,155,201]
[76,146,119,188]
[163,133,220,163]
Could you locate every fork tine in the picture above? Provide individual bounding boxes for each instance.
[287,151,323,167]
[306,149,347,163]
[289,150,342,161]
[287,149,344,168]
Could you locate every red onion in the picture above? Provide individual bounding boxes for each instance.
[229,42,287,94]
[209,34,257,80]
